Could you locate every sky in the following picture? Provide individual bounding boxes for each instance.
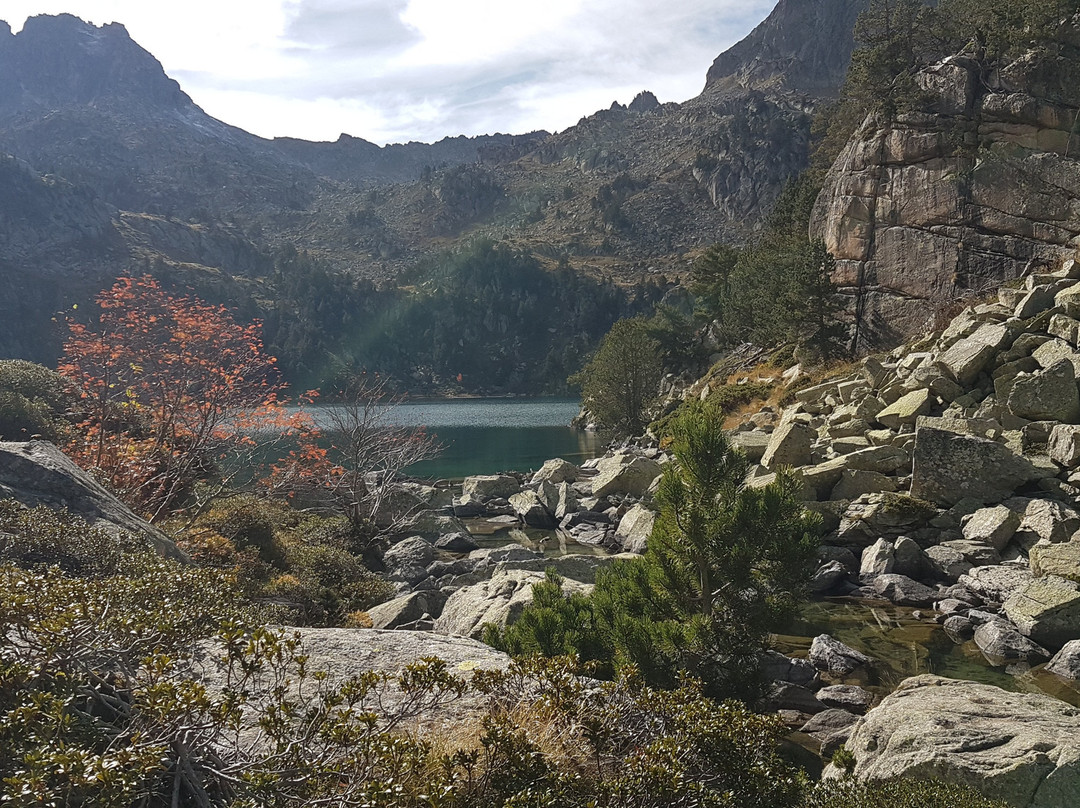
[3,0,776,146]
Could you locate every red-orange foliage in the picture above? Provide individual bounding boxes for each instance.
[60,276,310,520]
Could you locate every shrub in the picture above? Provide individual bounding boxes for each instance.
[0,359,72,441]
[807,777,1009,808]
[0,500,146,576]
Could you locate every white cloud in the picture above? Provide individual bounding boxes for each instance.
[4,0,777,144]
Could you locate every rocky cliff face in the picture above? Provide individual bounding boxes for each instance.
[812,43,1080,352]
[706,0,868,96]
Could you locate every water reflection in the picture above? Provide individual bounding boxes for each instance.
[776,599,1080,706]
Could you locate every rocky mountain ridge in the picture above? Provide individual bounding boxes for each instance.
[0,2,861,375]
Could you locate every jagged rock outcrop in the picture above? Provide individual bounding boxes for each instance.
[706,0,868,95]
[841,675,1080,808]
[0,440,183,560]
[812,44,1080,351]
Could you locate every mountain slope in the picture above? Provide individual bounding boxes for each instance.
[0,1,869,389]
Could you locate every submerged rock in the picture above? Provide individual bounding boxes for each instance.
[809,634,871,674]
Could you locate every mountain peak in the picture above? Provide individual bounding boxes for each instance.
[0,13,191,112]
[706,0,869,96]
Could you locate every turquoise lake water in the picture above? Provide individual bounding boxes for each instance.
[308,397,601,480]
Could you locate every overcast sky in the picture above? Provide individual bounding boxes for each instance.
[4,1,776,145]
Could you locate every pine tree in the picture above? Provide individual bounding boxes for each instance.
[491,405,821,700]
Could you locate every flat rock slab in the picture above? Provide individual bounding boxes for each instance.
[197,627,510,735]
[844,675,1080,808]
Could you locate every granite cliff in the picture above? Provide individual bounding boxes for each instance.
[812,22,1080,351]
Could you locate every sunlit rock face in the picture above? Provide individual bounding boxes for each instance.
[812,47,1080,352]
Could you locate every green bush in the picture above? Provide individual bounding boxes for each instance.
[208,499,285,565]
[0,500,146,576]
[807,777,1010,808]
[0,359,72,441]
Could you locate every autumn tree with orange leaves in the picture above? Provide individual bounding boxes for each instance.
[60,276,307,521]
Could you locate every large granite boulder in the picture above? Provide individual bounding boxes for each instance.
[1030,543,1080,582]
[383,536,437,585]
[871,574,937,607]
[1046,640,1080,680]
[1049,424,1080,468]
[590,453,662,498]
[614,503,655,554]
[508,490,556,529]
[959,565,1035,604]
[938,337,998,386]
[0,440,182,560]
[198,627,510,733]
[494,553,638,585]
[1004,576,1080,648]
[366,590,449,630]
[911,427,1041,506]
[530,458,578,485]
[462,475,521,501]
[434,568,591,639]
[761,420,816,470]
[875,388,932,429]
[809,634,871,674]
[842,675,1080,808]
[1006,359,1080,423]
[973,620,1051,664]
[961,505,1021,551]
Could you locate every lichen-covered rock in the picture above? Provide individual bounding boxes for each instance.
[842,675,1080,808]
[590,453,662,498]
[809,634,871,674]
[959,565,1035,604]
[508,490,555,529]
[530,458,578,485]
[1012,499,1080,549]
[1004,576,1080,648]
[836,492,938,548]
[859,538,895,577]
[614,503,655,554]
[1046,640,1080,680]
[1030,542,1080,583]
[961,505,1021,551]
[875,388,932,429]
[366,590,449,630]
[911,426,1041,506]
[974,620,1051,664]
[760,650,819,687]
[872,574,938,607]
[816,684,874,714]
[198,627,510,732]
[938,338,998,386]
[1049,424,1080,468]
[830,469,897,500]
[462,474,521,501]
[383,536,438,585]
[1006,359,1080,423]
[434,568,591,639]
[761,420,816,470]
[494,553,637,586]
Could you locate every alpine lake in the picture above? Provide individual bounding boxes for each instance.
[323,397,1080,705]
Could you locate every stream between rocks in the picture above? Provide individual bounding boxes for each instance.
[777,598,1080,707]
